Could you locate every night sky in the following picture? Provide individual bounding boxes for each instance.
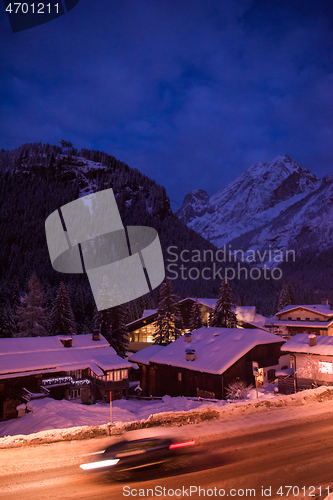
[1,0,333,207]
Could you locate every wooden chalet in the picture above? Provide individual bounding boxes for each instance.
[128,327,286,399]
[0,333,131,421]
[266,299,333,338]
[127,298,268,352]
[280,333,333,392]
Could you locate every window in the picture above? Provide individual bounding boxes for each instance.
[121,369,128,379]
[178,372,182,382]
[281,365,288,370]
[318,361,333,374]
[267,369,276,381]
[288,317,292,320]
[114,370,121,382]
[106,371,113,382]
[306,318,310,321]
[70,389,80,399]
[297,317,301,321]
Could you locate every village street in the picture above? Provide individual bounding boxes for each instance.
[1,403,333,500]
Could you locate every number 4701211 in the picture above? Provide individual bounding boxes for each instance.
[276,485,330,497]
[6,3,59,14]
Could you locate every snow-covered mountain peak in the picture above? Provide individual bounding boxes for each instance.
[176,155,324,251]
[176,189,210,223]
[247,154,302,178]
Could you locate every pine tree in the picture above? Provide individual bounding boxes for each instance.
[277,282,296,311]
[153,278,183,345]
[109,305,129,358]
[287,283,296,304]
[73,286,86,334]
[210,279,237,328]
[93,276,129,357]
[50,282,77,336]
[15,273,49,337]
[0,302,16,338]
[189,298,203,331]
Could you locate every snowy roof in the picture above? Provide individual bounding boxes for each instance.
[275,367,294,377]
[146,327,283,375]
[267,319,333,328]
[0,334,109,355]
[0,334,131,377]
[281,334,333,356]
[128,345,165,365]
[142,309,157,318]
[188,298,217,309]
[125,298,217,327]
[276,304,333,317]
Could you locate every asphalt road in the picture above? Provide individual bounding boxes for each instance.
[1,413,333,500]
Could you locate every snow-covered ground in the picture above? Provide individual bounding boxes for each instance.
[0,383,277,439]
[1,383,333,448]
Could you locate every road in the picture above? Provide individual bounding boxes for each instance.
[1,411,333,500]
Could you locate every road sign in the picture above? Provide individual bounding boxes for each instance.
[252,361,259,377]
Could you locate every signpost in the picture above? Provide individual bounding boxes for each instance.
[110,391,112,424]
[252,362,259,398]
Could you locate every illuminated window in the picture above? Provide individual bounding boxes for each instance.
[178,372,182,382]
[107,371,113,382]
[114,370,121,381]
[121,369,128,379]
[318,361,333,374]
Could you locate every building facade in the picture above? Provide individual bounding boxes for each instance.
[267,300,333,338]
[281,333,333,391]
[127,298,268,352]
[0,333,131,420]
[129,327,285,399]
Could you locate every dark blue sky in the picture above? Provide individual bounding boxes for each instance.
[1,0,333,207]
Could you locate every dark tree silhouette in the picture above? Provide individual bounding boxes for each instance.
[93,276,128,357]
[153,278,183,345]
[50,282,77,336]
[277,282,296,312]
[210,278,237,328]
[15,272,49,337]
[189,298,204,331]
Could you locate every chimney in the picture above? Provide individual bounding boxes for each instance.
[309,334,316,347]
[185,348,195,361]
[321,298,329,306]
[60,337,72,347]
[184,332,192,342]
[92,328,100,341]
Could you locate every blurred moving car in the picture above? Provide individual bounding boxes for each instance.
[80,430,196,476]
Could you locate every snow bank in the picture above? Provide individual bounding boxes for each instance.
[1,386,333,448]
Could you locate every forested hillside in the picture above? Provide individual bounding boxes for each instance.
[0,143,330,337]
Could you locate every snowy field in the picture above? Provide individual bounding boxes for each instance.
[0,383,276,439]
[1,383,333,447]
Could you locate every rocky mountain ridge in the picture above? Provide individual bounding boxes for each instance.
[176,155,332,261]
